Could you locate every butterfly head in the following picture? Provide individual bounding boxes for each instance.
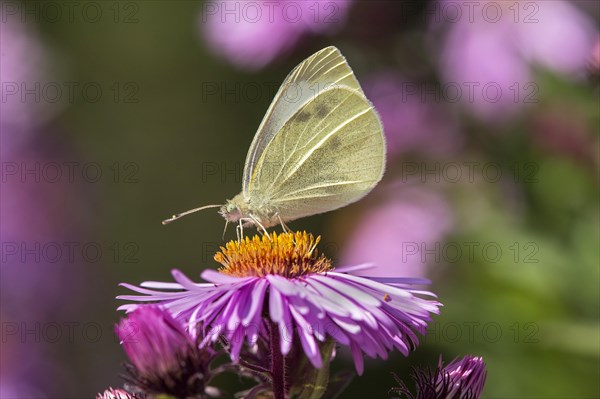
[220,194,246,222]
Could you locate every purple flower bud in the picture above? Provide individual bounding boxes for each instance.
[117,306,191,377]
[115,306,218,397]
[96,388,138,399]
[440,356,487,399]
[391,355,487,399]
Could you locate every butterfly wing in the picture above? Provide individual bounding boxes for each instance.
[241,46,385,222]
[243,46,367,195]
[248,85,385,222]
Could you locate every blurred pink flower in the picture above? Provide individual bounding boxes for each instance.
[0,384,43,399]
[200,0,352,70]
[589,36,600,76]
[364,72,462,158]
[1,15,86,392]
[0,13,62,132]
[341,187,453,278]
[433,0,598,121]
[0,131,90,395]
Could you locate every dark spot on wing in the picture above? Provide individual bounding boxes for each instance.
[329,136,342,149]
[296,111,312,122]
[316,104,330,117]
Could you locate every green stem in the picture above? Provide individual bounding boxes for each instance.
[270,321,286,399]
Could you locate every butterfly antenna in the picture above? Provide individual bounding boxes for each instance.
[162,204,222,225]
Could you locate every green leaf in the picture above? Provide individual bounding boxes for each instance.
[322,370,355,399]
[289,341,336,399]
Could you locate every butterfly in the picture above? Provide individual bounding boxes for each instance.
[163,46,386,235]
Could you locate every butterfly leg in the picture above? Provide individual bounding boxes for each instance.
[222,221,229,241]
[276,214,290,233]
[236,220,244,242]
[250,215,271,240]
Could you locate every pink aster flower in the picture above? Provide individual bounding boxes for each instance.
[118,232,441,376]
[200,0,352,70]
[432,0,597,121]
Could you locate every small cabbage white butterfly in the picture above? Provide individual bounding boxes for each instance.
[163,46,386,233]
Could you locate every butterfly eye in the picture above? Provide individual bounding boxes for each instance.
[225,203,240,215]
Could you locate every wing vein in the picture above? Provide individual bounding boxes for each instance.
[261,90,354,194]
[284,106,372,180]
[275,180,366,200]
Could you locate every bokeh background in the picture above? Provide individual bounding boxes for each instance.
[1,0,599,397]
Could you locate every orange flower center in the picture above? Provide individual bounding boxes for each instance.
[215,231,333,278]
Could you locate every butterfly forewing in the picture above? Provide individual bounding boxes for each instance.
[243,46,368,195]
[247,85,385,222]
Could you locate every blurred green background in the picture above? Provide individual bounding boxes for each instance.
[1,0,598,397]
